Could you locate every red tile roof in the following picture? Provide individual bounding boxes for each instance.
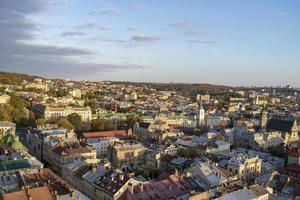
[120,175,192,200]
[83,130,129,138]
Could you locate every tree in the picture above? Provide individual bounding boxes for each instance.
[177,148,197,158]
[35,118,46,126]
[57,118,74,130]
[67,113,82,130]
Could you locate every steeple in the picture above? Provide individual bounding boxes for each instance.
[198,100,205,127]
[261,104,267,132]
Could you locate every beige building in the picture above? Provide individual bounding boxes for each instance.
[109,141,147,170]
[228,155,262,182]
[44,106,92,121]
[0,94,10,104]
[44,141,97,175]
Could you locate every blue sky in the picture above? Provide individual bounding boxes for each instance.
[0,0,299,86]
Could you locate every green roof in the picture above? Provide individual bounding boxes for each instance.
[0,159,30,171]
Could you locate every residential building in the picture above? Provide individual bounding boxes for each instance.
[86,137,120,157]
[108,141,147,170]
[227,154,262,182]
[0,93,10,104]
[44,106,92,121]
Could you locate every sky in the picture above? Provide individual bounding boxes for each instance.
[0,0,299,86]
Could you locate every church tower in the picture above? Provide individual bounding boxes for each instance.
[198,101,205,127]
[261,105,267,132]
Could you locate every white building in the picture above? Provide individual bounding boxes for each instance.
[44,106,92,121]
[69,89,82,98]
[206,115,230,128]
[0,94,10,104]
[86,137,120,157]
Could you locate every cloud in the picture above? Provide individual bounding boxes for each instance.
[169,20,204,35]
[0,0,144,79]
[90,4,120,16]
[90,37,127,43]
[61,31,86,37]
[131,3,143,11]
[276,11,289,16]
[131,35,161,42]
[186,40,219,44]
[73,22,112,30]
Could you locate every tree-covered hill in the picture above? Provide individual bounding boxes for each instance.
[0,71,44,85]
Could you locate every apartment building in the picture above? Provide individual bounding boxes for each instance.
[44,106,92,121]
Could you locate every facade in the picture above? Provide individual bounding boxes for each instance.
[288,148,300,165]
[266,118,299,145]
[0,121,16,136]
[86,137,120,157]
[206,115,230,128]
[69,88,82,98]
[44,142,97,175]
[44,106,92,121]
[109,141,147,170]
[227,155,262,182]
[0,94,10,104]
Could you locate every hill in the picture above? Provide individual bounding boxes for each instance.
[0,71,44,85]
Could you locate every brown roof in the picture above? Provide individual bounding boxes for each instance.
[289,148,300,157]
[3,186,55,200]
[22,168,73,196]
[83,130,128,138]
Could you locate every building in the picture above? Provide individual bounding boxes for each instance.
[0,121,16,136]
[0,152,43,175]
[86,137,120,157]
[120,174,194,200]
[69,89,82,98]
[266,118,299,145]
[206,115,230,128]
[44,141,97,175]
[227,154,262,182]
[83,130,131,139]
[288,148,300,165]
[26,128,76,161]
[0,93,10,104]
[109,141,147,170]
[197,103,205,127]
[197,94,210,102]
[44,106,92,122]
[216,184,269,200]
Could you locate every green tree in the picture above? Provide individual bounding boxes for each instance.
[35,118,46,126]
[177,148,197,158]
[57,118,74,130]
[67,113,82,130]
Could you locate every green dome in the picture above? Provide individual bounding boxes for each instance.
[0,134,15,144]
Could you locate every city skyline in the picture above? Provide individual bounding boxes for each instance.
[0,0,299,86]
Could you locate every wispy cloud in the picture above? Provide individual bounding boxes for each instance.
[61,31,86,37]
[131,35,161,42]
[90,3,120,16]
[73,22,112,30]
[186,40,219,44]
[90,37,127,43]
[131,3,143,11]
[168,20,204,35]
[276,10,289,16]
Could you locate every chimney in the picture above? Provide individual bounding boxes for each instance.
[128,183,134,194]
[139,182,143,192]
